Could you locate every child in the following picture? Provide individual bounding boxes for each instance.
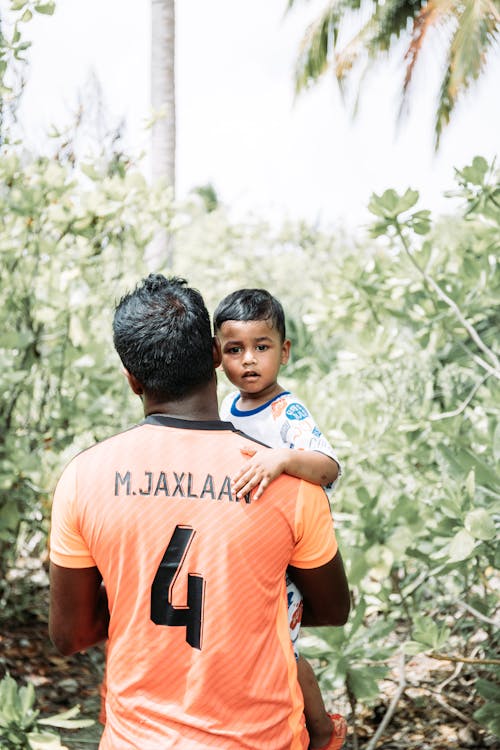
[213,288,347,750]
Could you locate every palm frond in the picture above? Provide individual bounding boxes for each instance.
[448,0,500,98]
[434,62,453,149]
[403,0,444,93]
[295,2,343,91]
[370,0,427,53]
[435,0,500,146]
[292,0,500,147]
[398,0,454,120]
[334,20,377,82]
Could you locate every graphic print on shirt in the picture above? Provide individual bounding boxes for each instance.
[279,404,322,452]
[150,524,205,650]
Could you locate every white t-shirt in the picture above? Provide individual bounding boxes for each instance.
[219,390,341,482]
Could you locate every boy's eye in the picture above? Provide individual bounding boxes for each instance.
[226,346,242,354]
[256,345,268,351]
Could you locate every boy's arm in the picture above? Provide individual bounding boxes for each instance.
[232,447,339,500]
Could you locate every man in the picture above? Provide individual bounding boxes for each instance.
[49,274,350,750]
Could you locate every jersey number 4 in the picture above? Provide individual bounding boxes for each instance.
[150,525,205,650]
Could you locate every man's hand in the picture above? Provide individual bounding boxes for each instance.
[232,447,289,500]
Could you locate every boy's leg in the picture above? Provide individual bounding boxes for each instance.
[297,656,346,750]
[285,575,346,749]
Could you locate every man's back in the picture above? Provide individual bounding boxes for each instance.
[50,415,337,750]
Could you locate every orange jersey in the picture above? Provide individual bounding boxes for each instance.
[50,415,338,750]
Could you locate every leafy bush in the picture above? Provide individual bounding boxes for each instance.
[0,147,172,606]
[2,146,497,740]
[176,157,499,737]
[3,0,497,743]
[0,673,93,749]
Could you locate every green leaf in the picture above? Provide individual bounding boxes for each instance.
[369,220,391,237]
[368,189,399,218]
[465,469,475,501]
[0,501,22,531]
[365,544,394,579]
[368,194,390,218]
[461,156,489,186]
[412,616,438,648]
[448,529,475,561]
[464,509,496,541]
[34,2,56,15]
[410,210,432,235]
[38,705,94,729]
[347,666,386,701]
[473,702,500,736]
[27,731,66,749]
[19,682,36,717]
[403,640,426,655]
[397,188,420,213]
[38,717,94,729]
[347,597,367,638]
[299,634,335,658]
[476,679,500,702]
[80,162,101,181]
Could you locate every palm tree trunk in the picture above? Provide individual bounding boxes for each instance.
[149,0,175,270]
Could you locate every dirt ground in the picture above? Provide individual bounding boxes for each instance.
[1,596,498,750]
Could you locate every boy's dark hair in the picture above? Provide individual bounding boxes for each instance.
[113,274,214,399]
[213,289,286,342]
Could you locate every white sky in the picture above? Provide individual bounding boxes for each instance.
[11,0,500,229]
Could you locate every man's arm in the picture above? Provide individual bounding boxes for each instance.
[49,563,109,655]
[287,550,350,626]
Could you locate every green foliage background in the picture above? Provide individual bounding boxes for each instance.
[0,1,499,744]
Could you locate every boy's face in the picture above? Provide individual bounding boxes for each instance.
[217,319,290,403]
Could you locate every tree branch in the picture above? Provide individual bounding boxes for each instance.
[365,650,406,750]
[430,653,500,665]
[458,601,499,627]
[432,694,470,724]
[429,373,490,420]
[395,225,500,379]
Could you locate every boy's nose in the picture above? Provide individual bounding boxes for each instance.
[243,350,256,364]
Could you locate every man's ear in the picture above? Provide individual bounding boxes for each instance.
[123,368,144,396]
[281,339,291,366]
[212,336,222,368]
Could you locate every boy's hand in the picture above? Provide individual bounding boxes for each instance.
[232,447,289,500]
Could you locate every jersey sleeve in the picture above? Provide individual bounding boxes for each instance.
[289,481,338,569]
[50,459,96,568]
[278,396,342,482]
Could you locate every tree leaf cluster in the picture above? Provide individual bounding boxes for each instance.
[289,0,500,148]
[0,147,172,597]
[1,149,497,737]
[174,157,499,734]
[0,673,93,749]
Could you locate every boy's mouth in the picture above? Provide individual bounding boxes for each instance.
[242,371,259,378]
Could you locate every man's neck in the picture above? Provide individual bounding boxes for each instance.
[143,380,220,422]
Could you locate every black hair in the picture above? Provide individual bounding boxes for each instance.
[113,274,214,399]
[213,289,286,342]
